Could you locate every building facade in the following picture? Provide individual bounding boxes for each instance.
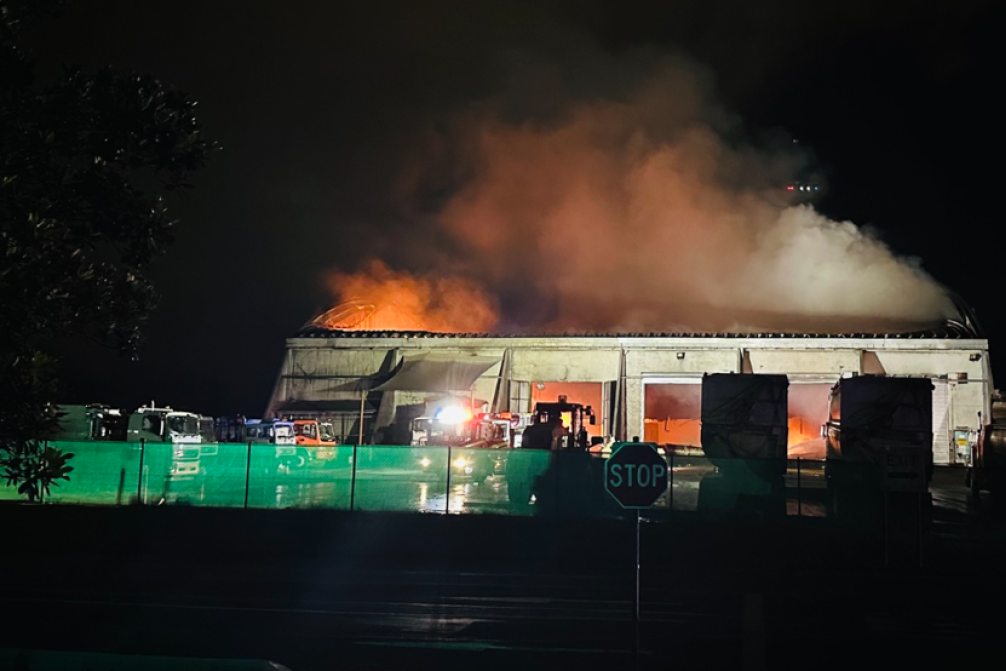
[267,324,991,465]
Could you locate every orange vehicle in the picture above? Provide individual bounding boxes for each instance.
[291,418,338,464]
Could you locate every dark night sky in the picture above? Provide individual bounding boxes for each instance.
[22,0,1004,417]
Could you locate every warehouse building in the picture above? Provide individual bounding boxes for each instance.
[266,303,991,466]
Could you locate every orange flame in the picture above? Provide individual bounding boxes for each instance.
[315,260,499,332]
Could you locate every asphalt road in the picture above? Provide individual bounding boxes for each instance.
[4,555,1001,671]
[2,466,1003,671]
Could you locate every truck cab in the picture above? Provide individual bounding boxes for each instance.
[289,418,338,466]
[243,419,297,445]
[127,407,202,443]
[244,419,299,465]
[127,407,203,478]
[293,419,336,446]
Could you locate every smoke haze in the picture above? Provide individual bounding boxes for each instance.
[328,54,955,334]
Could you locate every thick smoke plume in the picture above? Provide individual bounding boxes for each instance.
[326,55,955,334]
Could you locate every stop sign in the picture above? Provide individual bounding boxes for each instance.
[604,442,669,508]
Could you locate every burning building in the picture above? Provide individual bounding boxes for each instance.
[266,299,990,465]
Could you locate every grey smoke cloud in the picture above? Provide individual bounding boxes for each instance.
[381,53,956,334]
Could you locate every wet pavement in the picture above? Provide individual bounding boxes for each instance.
[4,464,1006,671]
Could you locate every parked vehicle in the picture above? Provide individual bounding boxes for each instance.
[823,375,933,520]
[213,416,247,443]
[48,404,128,442]
[290,418,340,467]
[127,407,202,443]
[413,410,516,483]
[243,418,301,466]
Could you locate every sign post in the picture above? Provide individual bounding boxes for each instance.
[881,446,928,568]
[605,442,669,671]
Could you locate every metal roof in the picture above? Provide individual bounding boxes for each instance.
[293,319,981,340]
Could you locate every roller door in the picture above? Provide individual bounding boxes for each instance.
[932,380,951,465]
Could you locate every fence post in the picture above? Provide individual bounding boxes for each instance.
[117,468,126,506]
[445,443,452,514]
[668,451,674,511]
[244,442,252,509]
[349,443,358,511]
[883,490,889,566]
[137,438,146,504]
[39,441,47,505]
[796,457,802,516]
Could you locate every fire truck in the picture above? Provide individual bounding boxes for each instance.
[412,408,518,482]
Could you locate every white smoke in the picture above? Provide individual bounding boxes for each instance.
[386,54,955,334]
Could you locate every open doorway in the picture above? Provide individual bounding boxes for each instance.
[786,382,833,459]
[643,381,702,449]
[643,378,833,458]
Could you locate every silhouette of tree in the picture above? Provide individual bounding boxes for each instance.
[0,0,216,500]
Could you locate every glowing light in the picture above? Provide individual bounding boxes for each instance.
[787,186,794,191]
[436,405,472,424]
[453,457,468,469]
[420,457,431,468]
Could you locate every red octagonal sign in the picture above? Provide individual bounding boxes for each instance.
[604,442,669,509]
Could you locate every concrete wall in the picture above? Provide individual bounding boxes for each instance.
[511,349,621,382]
[746,349,859,375]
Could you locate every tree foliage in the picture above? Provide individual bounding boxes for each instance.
[0,0,216,500]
